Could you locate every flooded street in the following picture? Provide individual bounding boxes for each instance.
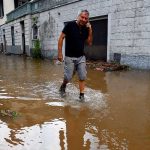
[0,54,150,150]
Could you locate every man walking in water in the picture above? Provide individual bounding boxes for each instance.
[58,10,93,101]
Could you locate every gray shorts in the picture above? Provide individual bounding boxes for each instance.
[64,56,87,81]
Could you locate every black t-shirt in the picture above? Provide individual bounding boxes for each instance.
[62,21,89,57]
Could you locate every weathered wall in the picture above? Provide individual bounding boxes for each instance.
[37,11,60,59]
[37,0,112,59]
[36,0,150,69]
[0,0,150,69]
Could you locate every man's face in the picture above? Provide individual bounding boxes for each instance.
[78,12,89,26]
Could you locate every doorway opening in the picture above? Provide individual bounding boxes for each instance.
[84,16,108,61]
[3,29,6,52]
[20,21,26,54]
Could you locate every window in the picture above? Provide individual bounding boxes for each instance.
[32,24,38,39]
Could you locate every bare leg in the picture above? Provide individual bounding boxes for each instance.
[79,80,85,101]
[79,80,85,93]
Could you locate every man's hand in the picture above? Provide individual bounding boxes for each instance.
[58,52,63,62]
[86,22,93,46]
[58,32,65,62]
[86,22,92,29]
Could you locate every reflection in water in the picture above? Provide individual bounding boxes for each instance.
[0,119,67,150]
[0,102,127,150]
[0,54,150,150]
[86,69,107,93]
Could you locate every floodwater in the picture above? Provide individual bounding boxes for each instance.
[0,54,150,150]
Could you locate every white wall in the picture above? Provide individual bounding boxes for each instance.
[0,0,15,25]
[37,0,150,68]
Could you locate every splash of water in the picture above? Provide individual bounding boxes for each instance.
[32,81,108,111]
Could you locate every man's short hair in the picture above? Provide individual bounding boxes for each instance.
[78,9,89,16]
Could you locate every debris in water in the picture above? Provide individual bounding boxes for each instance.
[86,61,129,72]
[0,109,20,118]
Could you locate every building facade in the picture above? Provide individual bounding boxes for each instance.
[0,0,150,69]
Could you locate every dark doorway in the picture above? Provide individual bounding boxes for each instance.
[14,0,18,8]
[2,29,6,52]
[0,0,4,17]
[84,17,108,61]
[20,21,26,54]
[3,34,6,52]
[11,26,15,46]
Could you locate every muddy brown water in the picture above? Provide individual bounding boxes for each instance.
[0,54,150,150]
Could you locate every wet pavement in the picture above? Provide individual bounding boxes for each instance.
[0,54,150,150]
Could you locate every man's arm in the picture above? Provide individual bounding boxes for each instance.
[58,32,65,62]
[86,22,93,46]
